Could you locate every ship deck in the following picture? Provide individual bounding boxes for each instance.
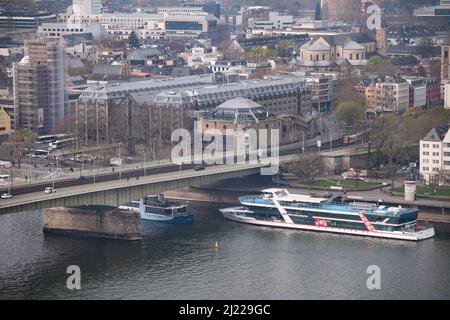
[239,196,416,217]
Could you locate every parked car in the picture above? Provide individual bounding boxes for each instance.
[341,169,365,180]
[194,165,205,171]
[44,187,56,194]
[1,193,13,199]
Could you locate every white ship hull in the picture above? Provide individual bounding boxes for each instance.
[220,207,435,241]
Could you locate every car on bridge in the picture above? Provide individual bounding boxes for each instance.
[194,165,205,171]
[1,193,13,199]
[44,187,56,194]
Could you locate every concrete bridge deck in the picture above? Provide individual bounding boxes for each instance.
[0,162,266,215]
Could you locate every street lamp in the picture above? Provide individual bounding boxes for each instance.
[80,147,85,177]
[144,151,147,176]
[7,171,11,196]
[93,156,96,184]
[28,157,32,184]
[301,131,305,153]
[118,142,122,180]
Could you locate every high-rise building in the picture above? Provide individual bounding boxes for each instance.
[13,38,68,134]
[73,0,102,15]
[320,0,361,22]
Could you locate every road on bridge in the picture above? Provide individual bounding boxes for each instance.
[0,160,272,214]
[0,141,360,198]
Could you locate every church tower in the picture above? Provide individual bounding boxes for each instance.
[441,33,450,85]
[376,26,387,56]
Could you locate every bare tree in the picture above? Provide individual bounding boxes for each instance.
[284,153,324,186]
[8,129,37,168]
[372,114,414,190]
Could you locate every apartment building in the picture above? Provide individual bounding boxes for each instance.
[420,124,450,185]
[365,85,378,110]
[376,77,409,113]
[293,71,334,113]
[405,77,427,108]
[0,107,11,141]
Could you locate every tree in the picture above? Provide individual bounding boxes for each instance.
[248,46,273,62]
[9,129,37,168]
[284,153,324,186]
[276,40,293,58]
[372,114,414,191]
[437,169,450,186]
[333,100,365,129]
[367,55,384,66]
[128,31,140,49]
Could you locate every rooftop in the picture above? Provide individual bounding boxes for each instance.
[80,74,216,101]
[202,97,273,122]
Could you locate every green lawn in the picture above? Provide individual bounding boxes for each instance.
[310,179,380,189]
[393,185,450,197]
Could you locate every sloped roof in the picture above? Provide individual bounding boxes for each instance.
[128,48,163,61]
[93,64,122,75]
[216,97,263,110]
[308,41,330,51]
[67,57,84,69]
[317,32,375,47]
[204,97,273,121]
[343,40,365,50]
[423,125,450,142]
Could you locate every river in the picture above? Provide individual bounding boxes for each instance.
[1,202,450,299]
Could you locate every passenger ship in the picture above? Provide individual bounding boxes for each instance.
[219,189,435,241]
[120,195,193,222]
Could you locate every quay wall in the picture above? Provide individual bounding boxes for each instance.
[43,206,141,240]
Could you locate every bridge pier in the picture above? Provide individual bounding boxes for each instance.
[43,206,141,240]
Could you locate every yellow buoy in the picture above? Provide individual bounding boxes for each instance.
[213,241,219,249]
